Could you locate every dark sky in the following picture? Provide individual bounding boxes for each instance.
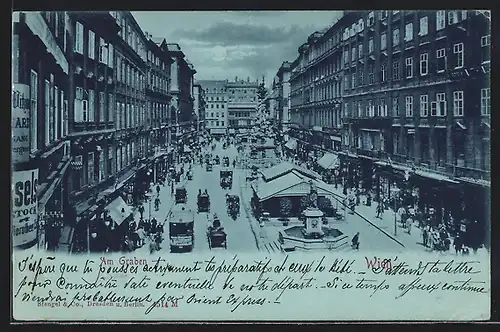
[133,11,343,86]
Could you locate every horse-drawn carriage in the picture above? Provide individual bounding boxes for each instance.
[222,156,230,167]
[197,189,210,213]
[206,214,227,250]
[206,163,213,172]
[226,194,240,220]
[175,186,187,204]
[220,169,233,190]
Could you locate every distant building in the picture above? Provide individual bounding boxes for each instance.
[197,80,228,135]
[193,82,206,132]
[227,77,260,133]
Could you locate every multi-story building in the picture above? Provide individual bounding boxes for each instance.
[340,10,490,244]
[274,61,293,131]
[288,22,345,158]
[144,34,173,182]
[193,82,207,132]
[65,12,121,243]
[288,10,491,247]
[197,80,228,136]
[12,11,72,249]
[167,44,197,144]
[227,77,260,133]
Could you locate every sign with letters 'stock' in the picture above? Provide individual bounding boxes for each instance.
[12,169,38,246]
[12,83,31,164]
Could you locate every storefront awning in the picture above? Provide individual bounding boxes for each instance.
[105,196,133,226]
[284,138,297,150]
[317,153,340,170]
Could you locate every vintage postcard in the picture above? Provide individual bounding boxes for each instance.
[11,10,491,322]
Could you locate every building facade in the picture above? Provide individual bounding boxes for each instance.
[12,11,72,249]
[272,61,293,131]
[144,35,173,182]
[197,80,228,135]
[286,10,491,247]
[288,22,345,157]
[167,43,197,144]
[227,77,260,132]
[193,82,207,132]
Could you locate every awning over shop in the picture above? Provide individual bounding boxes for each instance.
[105,196,133,226]
[317,152,340,170]
[284,138,297,150]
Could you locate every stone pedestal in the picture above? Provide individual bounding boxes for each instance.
[303,207,324,236]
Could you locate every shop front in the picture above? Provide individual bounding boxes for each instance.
[316,152,340,184]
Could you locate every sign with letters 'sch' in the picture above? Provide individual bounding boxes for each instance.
[12,83,31,164]
[12,169,38,246]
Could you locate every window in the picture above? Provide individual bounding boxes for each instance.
[88,30,95,59]
[393,59,400,80]
[481,88,490,115]
[108,44,114,68]
[74,22,84,54]
[99,92,105,121]
[393,97,399,116]
[381,33,387,50]
[405,57,413,78]
[87,152,94,185]
[381,10,388,20]
[436,92,446,116]
[405,23,413,41]
[448,11,458,25]
[420,53,428,76]
[108,94,114,122]
[61,90,66,138]
[420,94,428,117]
[437,48,446,72]
[393,28,400,46]
[419,17,428,36]
[481,35,491,47]
[368,65,375,84]
[453,43,464,68]
[453,91,464,116]
[368,11,375,26]
[344,102,349,117]
[351,72,356,89]
[88,89,95,121]
[436,10,446,30]
[368,38,374,53]
[344,75,349,91]
[367,100,375,117]
[380,98,388,116]
[358,70,364,86]
[358,18,364,32]
[358,101,363,117]
[405,96,413,117]
[351,46,357,61]
[30,70,38,152]
[380,63,387,82]
[98,152,105,182]
[44,80,50,145]
[430,101,438,116]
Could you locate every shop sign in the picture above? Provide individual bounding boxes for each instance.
[12,83,31,164]
[12,169,39,246]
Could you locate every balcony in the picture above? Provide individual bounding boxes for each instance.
[454,165,490,184]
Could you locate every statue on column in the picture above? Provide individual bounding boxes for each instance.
[308,180,318,209]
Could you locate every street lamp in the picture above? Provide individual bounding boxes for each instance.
[391,185,401,237]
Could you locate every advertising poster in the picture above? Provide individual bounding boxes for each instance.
[12,169,39,247]
[12,83,31,164]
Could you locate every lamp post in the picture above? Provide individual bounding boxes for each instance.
[391,185,400,237]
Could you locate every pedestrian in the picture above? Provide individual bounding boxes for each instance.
[422,225,428,247]
[406,215,413,235]
[376,201,383,219]
[397,206,406,227]
[156,184,161,196]
[138,205,145,219]
[351,232,360,250]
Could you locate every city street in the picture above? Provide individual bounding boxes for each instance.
[137,140,259,254]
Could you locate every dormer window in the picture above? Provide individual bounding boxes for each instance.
[368,11,375,26]
[358,18,364,32]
